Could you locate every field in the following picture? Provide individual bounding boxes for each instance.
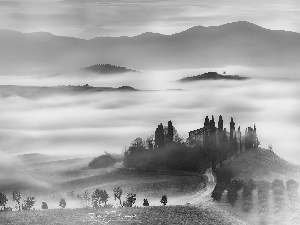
[2,156,206,209]
[0,205,246,225]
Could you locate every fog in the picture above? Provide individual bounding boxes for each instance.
[0,68,299,168]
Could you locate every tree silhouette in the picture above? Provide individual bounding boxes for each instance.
[100,190,109,206]
[143,199,149,206]
[23,196,36,210]
[59,198,66,208]
[41,202,48,210]
[242,179,256,212]
[0,193,8,211]
[92,189,101,208]
[272,179,285,213]
[113,186,123,207]
[12,191,21,211]
[125,193,136,207]
[160,195,167,206]
[81,190,91,207]
[257,180,270,214]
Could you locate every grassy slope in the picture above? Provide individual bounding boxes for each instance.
[225,147,300,180]
[212,148,300,225]
[0,206,246,225]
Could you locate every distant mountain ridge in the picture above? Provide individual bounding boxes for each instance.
[179,72,249,82]
[1,21,300,73]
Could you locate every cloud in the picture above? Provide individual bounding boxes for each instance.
[0,69,299,165]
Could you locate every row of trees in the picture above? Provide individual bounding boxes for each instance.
[124,137,211,172]
[66,187,168,209]
[211,170,299,213]
[0,191,36,211]
[0,187,169,212]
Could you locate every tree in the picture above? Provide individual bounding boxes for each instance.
[23,196,36,210]
[257,180,270,214]
[143,199,149,206]
[211,182,226,201]
[82,190,91,207]
[100,190,109,206]
[59,198,66,208]
[272,179,285,213]
[92,189,101,208]
[113,186,123,207]
[160,195,167,206]
[0,193,8,211]
[242,179,256,212]
[41,202,48,210]
[125,193,136,207]
[12,190,21,211]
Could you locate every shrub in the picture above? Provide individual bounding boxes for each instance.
[89,153,117,169]
[160,195,167,206]
[59,198,66,208]
[212,182,226,201]
[41,202,48,210]
[143,199,149,206]
[22,196,36,210]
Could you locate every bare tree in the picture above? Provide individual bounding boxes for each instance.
[113,186,123,207]
[12,190,21,211]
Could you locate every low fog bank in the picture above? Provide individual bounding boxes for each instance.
[0,69,299,166]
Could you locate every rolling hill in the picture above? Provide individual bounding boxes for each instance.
[179,72,249,82]
[1,21,300,73]
[0,85,138,98]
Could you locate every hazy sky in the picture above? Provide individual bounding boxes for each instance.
[1,0,300,39]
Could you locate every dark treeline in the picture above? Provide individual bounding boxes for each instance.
[123,117,259,173]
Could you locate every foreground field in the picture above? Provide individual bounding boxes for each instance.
[0,205,246,225]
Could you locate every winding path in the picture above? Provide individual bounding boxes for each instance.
[189,168,216,205]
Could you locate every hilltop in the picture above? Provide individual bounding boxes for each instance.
[80,64,138,74]
[179,72,249,82]
[224,147,300,180]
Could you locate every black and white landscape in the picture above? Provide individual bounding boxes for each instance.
[0,1,300,225]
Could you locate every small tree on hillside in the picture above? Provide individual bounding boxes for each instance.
[22,196,36,210]
[125,193,136,207]
[41,202,48,210]
[257,180,271,214]
[272,179,285,213]
[100,190,109,206]
[242,179,256,212]
[143,199,149,206]
[59,198,66,208]
[82,190,91,207]
[12,190,21,211]
[0,193,8,211]
[227,180,242,206]
[161,195,167,206]
[92,189,101,209]
[113,186,123,207]
[212,182,226,201]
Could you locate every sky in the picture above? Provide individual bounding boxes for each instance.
[0,0,300,39]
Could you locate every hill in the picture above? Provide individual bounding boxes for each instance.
[224,148,300,181]
[179,72,249,82]
[80,64,138,74]
[1,21,300,73]
[0,85,138,98]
